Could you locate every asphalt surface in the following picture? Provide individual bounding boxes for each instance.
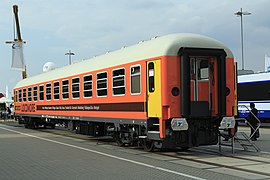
[0,121,270,180]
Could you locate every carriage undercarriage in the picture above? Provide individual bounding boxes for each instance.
[18,115,222,152]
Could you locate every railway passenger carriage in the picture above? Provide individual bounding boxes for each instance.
[14,33,236,151]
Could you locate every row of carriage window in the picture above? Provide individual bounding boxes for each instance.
[15,66,141,102]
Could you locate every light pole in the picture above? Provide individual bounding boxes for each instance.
[65,50,75,65]
[234,8,251,70]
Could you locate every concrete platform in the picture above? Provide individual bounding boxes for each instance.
[1,120,270,179]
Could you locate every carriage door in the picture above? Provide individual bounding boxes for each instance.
[190,57,211,116]
[147,60,162,117]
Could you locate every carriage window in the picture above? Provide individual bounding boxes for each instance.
[131,66,141,94]
[97,72,107,97]
[148,62,155,92]
[39,85,44,101]
[54,82,60,100]
[14,90,17,102]
[113,68,125,95]
[23,88,27,102]
[200,68,209,80]
[14,90,18,102]
[198,60,209,80]
[46,84,52,100]
[72,77,80,98]
[28,87,32,102]
[33,86,38,101]
[62,80,69,99]
[84,75,92,98]
[18,90,22,102]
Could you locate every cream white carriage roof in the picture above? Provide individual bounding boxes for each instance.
[15,33,233,88]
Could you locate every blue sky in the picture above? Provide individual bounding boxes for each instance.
[1,0,270,96]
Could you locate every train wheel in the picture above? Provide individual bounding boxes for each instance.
[33,122,38,129]
[180,147,189,151]
[32,122,36,129]
[143,139,155,152]
[29,121,36,129]
[116,138,125,147]
[115,133,125,147]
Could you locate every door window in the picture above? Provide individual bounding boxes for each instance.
[148,62,155,92]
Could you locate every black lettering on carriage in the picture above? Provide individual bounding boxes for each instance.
[36,102,144,112]
[21,104,36,112]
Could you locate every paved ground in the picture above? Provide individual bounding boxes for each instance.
[234,126,270,153]
[1,119,269,153]
[0,120,270,180]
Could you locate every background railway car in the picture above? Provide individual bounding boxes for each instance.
[238,72,270,123]
[14,33,236,151]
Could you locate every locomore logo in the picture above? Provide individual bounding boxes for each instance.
[21,104,36,112]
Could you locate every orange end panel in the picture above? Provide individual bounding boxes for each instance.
[161,56,180,119]
[159,117,166,138]
[226,58,236,116]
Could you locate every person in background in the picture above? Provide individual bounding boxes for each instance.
[10,104,14,119]
[6,106,11,119]
[247,103,259,141]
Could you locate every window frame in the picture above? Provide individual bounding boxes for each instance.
[18,89,22,102]
[28,87,32,102]
[148,62,155,93]
[130,64,142,95]
[72,77,80,99]
[112,68,126,96]
[33,86,38,102]
[53,81,60,100]
[96,71,108,97]
[14,90,17,102]
[23,88,27,102]
[62,79,69,100]
[83,74,93,98]
[14,90,17,103]
[46,83,52,101]
[39,85,44,101]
